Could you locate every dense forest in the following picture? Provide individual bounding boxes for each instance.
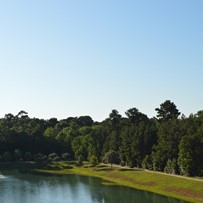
[0,100,203,177]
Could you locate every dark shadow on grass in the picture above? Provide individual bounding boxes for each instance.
[118,168,142,172]
[96,165,108,168]
[97,168,115,171]
[62,165,73,169]
[44,164,73,170]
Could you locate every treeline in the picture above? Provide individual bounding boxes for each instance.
[0,100,203,176]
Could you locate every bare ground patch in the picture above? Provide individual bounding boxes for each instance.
[165,188,203,201]
[105,173,156,186]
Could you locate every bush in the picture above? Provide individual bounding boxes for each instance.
[14,149,23,161]
[34,153,45,162]
[61,153,70,161]
[52,156,61,162]
[128,161,135,168]
[90,155,98,167]
[104,150,120,169]
[48,153,58,159]
[142,155,153,170]
[164,159,178,174]
[120,161,126,167]
[42,155,48,161]
[24,152,32,161]
[77,155,83,166]
[2,151,13,162]
[47,153,61,162]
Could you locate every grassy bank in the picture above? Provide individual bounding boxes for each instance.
[1,162,203,203]
[30,162,203,203]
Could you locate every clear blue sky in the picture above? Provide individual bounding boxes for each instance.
[0,0,202,121]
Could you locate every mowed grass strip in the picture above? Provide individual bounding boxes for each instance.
[34,162,203,203]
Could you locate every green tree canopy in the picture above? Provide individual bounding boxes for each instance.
[104,150,120,169]
[155,100,180,121]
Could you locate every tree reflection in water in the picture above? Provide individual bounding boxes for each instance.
[0,170,189,203]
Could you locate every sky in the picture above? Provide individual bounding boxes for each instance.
[0,0,203,121]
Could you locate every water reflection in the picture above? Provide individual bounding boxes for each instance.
[0,170,189,203]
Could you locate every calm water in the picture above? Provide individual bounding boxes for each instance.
[0,170,189,203]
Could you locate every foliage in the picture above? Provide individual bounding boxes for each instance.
[48,153,58,159]
[152,119,183,172]
[155,100,180,121]
[71,135,89,160]
[178,134,203,176]
[52,156,61,162]
[34,153,46,162]
[44,127,57,138]
[90,155,98,167]
[47,153,61,162]
[14,149,22,161]
[0,101,203,176]
[24,152,32,161]
[104,150,120,168]
[2,151,13,162]
[164,159,178,174]
[77,155,83,166]
[61,153,70,161]
[142,155,153,170]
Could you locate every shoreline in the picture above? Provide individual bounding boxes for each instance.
[1,162,203,203]
[33,162,203,203]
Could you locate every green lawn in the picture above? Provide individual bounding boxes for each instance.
[33,162,203,203]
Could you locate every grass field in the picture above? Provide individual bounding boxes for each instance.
[31,162,203,203]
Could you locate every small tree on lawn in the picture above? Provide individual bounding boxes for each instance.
[90,155,98,167]
[77,155,83,166]
[104,150,120,169]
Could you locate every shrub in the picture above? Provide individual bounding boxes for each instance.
[90,155,98,167]
[164,159,178,174]
[61,153,70,161]
[48,153,58,159]
[104,150,120,169]
[2,151,13,162]
[24,152,32,161]
[14,149,23,161]
[52,156,61,162]
[120,161,126,167]
[34,153,45,162]
[128,161,135,168]
[142,155,153,170]
[77,155,83,166]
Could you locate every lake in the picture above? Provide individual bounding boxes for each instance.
[0,170,189,203]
